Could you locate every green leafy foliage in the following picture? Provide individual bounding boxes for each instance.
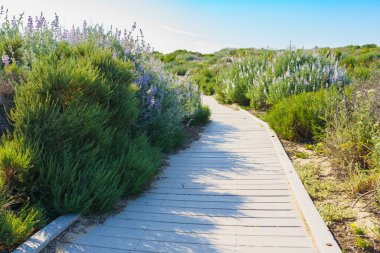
[190,105,211,126]
[0,10,208,250]
[264,90,328,141]
[6,45,163,215]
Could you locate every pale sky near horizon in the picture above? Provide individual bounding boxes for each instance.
[1,0,379,53]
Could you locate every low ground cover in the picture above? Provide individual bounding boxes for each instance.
[286,140,379,252]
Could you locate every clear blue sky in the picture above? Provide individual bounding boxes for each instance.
[2,0,379,53]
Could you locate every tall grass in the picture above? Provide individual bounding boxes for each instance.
[324,71,380,171]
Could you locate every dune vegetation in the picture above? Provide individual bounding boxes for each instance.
[159,44,380,252]
[1,3,379,252]
[0,9,210,251]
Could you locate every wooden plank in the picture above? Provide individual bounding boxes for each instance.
[158,166,285,175]
[119,206,298,218]
[152,182,289,190]
[167,160,281,165]
[89,226,314,248]
[154,178,287,185]
[168,157,281,162]
[159,172,287,180]
[106,213,304,227]
[129,199,295,210]
[104,218,305,234]
[99,220,309,236]
[172,153,278,158]
[89,224,305,238]
[137,193,293,203]
[147,187,291,196]
[163,164,283,170]
[74,234,237,253]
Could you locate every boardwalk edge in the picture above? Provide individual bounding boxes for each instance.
[13,214,80,253]
[238,108,342,253]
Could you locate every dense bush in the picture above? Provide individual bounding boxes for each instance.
[192,68,217,95]
[9,46,163,214]
[264,89,328,141]
[189,105,211,126]
[0,8,207,249]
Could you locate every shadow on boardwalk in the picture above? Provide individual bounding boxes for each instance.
[63,107,315,253]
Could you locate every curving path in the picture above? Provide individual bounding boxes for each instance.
[62,96,340,253]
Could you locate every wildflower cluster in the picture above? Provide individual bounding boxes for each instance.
[0,6,206,251]
[217,49,349,109]
[0,6,202,138]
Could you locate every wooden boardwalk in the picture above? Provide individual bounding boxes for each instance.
[62,96,340,253]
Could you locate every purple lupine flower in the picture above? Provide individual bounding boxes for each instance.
[11,16,17,28]
[35,13,46,29]
[61,29,69,40]
[152,85,157,94]
[27,16,34,31]
[146,94,152,106]
[2,54,10,66]
[51,13,59,29]
[137,73,151,88]
[115,29,121,40]
[154,99,160,110]
[136,64,143,74]
[193,84,199,92]
[123,47,130,55]
[82,20,87,30]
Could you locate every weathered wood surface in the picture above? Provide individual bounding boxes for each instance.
[62,96,340,253]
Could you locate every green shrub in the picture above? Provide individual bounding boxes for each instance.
[192,68,216,95]
[3,45,163,214]
[351,66,371,80]
[190,105,211,125]
[0,169,45,249]
[350,223,366,236]
[0,204,45,248]
[172,66,188,76]
[355,238,373,251]
[264,90,328,141]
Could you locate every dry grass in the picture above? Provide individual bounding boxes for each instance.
[283,140,380,252]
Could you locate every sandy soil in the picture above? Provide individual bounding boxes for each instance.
[282,140,380,253]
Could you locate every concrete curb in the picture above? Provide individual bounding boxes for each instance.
[13,214,80,253]
[238,108,341,253]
